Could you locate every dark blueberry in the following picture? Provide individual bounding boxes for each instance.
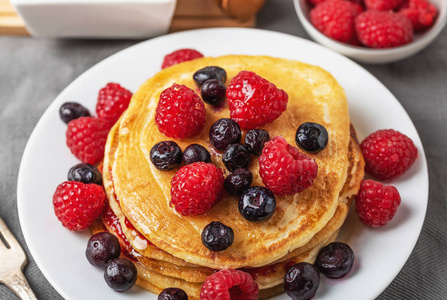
[244,129,270,155]
[222,144,251,172]
[193,66,227,87]
[201,221,234,252]
[104,258,137,292]
[158,287,188,300]
[224,168,253,195]
[86,232,120,268]
[209,118,241,151]
[284,262,320,300]
[296,122,329,153]
[59,102,90,124]
[150,141,183,171]
[315,242,355,279]
[239,187,276,222]
[200,79,226,106]
[183,144,211,165]
[68,163,102,185]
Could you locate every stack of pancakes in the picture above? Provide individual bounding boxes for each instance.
[94,55,365,299]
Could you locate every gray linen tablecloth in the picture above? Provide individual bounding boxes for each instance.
[1,0,446,299]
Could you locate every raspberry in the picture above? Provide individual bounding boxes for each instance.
[361,129,418,180]
[364,0,404,10]
[309,0,363,4]
[170,162,224,216]
[356,10,414,48]
[259,136,318,196]
[308,0,327,5]
[155,84,206,139]
[96,83,132,125]
[310,0,363,44]
[226,71,288,130]
[53,181,106,231]
[355,180,401,227]
[200,269,259,300]
[66,117,111,165]
[399,0,438,32]
[161,48,204,69]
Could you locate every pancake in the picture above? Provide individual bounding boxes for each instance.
[109,55,352,269]
[92,214,340,300]
[91,219,339,300]
[103,126,199,268]
[102,120,363,283]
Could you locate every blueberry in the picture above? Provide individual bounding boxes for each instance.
[222,144,251,172]
[86,232,120,268]
[104,258,137,292]
[201,221,234,252]
[68,163,102,185]
[315,242,355,279]
[284,262,320,300]
[158,287,188,300]
[183,144,211,165]
[150,141,183,171]
[239,187,276,222]
[224,168,253,195]
[193,66,227,87]
[245,129,270,155]
[59,102,90,124]
[296,122,328,153]
[201,79,226,106]
[209,118,241,151]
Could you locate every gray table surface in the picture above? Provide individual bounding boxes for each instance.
[1,0,446,299]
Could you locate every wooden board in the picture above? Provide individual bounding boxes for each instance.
[0,0,255,36]
[0,0,28,35]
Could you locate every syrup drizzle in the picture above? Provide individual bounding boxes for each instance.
[124,218,154,246]
[102,203,140,260]
[239,264,278,280]
[107,168,154,248]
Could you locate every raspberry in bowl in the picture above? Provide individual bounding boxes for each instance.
[294,0,447,63]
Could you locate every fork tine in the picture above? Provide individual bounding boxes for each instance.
[0,230,10,249]
[0,217,23,252]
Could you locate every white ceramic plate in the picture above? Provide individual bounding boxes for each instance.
[17,28,428,300]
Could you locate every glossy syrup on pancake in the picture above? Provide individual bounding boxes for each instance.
[108,55,352,269]
[92,216,340,300]
[103,121,364,291]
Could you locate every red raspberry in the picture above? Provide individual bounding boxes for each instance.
[96,83,132,125]
[309,0,363,4]
[355,179,401,227]
[308,0,327,5]
[364,0,404,10]
[361,129,418,180]
[53,181,106,231]
[200,269,259,300]
[170,162,224,216]
[161,48,204,69]
[155,84,206,139]
[259,136,318,196]
[399,0,438,32]
[226,71,288,130]
[356,10,414,48]
[66,117,111,165]
[310,0,363,44]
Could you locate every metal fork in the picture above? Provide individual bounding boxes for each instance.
[0,217,38,300]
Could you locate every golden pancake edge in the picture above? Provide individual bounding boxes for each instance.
[107,55,355,270]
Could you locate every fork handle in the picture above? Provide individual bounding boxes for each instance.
[2,270,38,300]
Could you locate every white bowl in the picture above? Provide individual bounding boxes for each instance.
[11,0,177,38]
[294,0,447,64]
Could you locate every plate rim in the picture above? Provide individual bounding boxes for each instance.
[16,27,429,300]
